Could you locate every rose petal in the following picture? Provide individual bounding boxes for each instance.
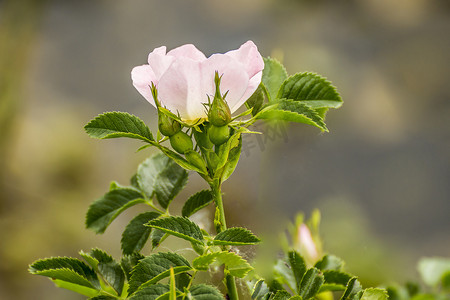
[225,41,264,78]
[230,71,262,113]
[203,54,249,114]
[158,57,206,120]
[131,65,157,107]
[167,44,207,62]
[147,46,175,80]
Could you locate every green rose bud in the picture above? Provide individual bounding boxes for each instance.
[169,131,193,154]
[158,110,181,137]
[208,125,230,146]
[208,72,231,127]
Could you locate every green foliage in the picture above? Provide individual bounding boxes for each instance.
[262,57,288,102]
[147,216,204,244]
[417,257,450,287]
[150,229,167,249]
[128,284,170,300]
[251,279,271,300]
[188,284,225,300]
[86,249,125,296]
[288,251,307,293]
[271,290,292,300]
[193,251,253,278]
[121,253,145,281]
[220,134,242,182]
[213,227,261,246]
[315,255,344,271]
[29,257,100,290]
[277,72,342,109]
[136,154,188,209]
[214,129,244,179]
[246,84,265,116]
[256,99,327,131]
[86,188,145,234]
[128,252,191,295]
[297,268,324,299]
[341,277,363,300]
[361,288,389,300]
[121,211,161,255]
[181,190,214,218]
[84,112,153,143]
[322,270,353,286]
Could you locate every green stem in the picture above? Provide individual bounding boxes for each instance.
[211,180,227,233]
[226,273,239,300]
[210,180,239,300]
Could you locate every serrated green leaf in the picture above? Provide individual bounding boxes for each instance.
[262,57,288,101]
[81,249,125,296]
[246,84,266,116]
[221,135,242,182]
[288,251,307,293]
[213,227,261,246]
[128,283,170,300]
[29,257,100,290]
[361,288,388,300]
[417,257,450,287]
[182,190,214,218]
[323,270,352,286]
[53,279,100,297]
[271,290,292,300]
[150,229,167,249]
[256,99,327,131]
[315,255,344,271]
[96,257,125,295]
[121,211,161,255]
[84,112,153,142]
[90,248,114,264]
[137,153,188,209]
[274,259,297,294]
[128,252,191,295]
[86,188,145,234]
[188,284,225,299]
[288,296,302,300]
[298,268,324,299]
[175,272,191,291]
[80,250,100,270]
[121,253,145,281]
[341,277,363,300]
[147,216,204,244]
[277,72,342,109]
[252,279,271,300]
[193,251,253,278]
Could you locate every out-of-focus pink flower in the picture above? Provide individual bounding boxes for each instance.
[131,41,264,122]
[297,224,319,262]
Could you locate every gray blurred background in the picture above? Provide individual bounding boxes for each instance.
[0,0,449,299]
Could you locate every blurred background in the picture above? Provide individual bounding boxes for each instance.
[0,0,449,298]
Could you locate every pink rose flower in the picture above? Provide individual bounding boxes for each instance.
[131,41,264,122]
[297,224,319,262]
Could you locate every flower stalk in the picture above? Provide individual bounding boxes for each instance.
[210,179,239,300]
